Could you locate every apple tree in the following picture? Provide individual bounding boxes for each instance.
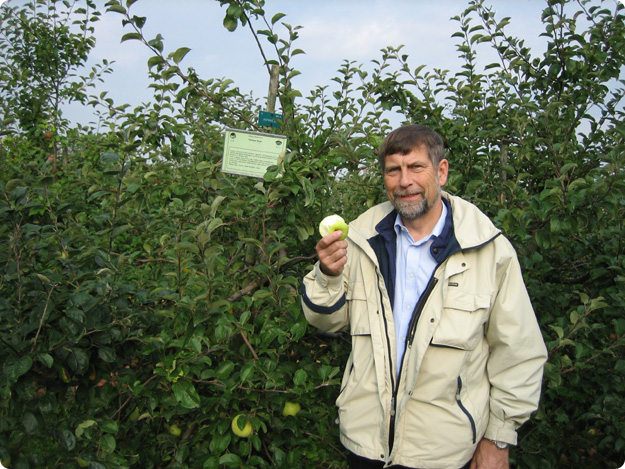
[0,0,624,467]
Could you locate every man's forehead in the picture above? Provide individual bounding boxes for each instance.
[384,148,430,166]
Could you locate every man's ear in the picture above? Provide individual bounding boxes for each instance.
[438,159,449,186]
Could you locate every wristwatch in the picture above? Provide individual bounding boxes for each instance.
[487,439,509,450]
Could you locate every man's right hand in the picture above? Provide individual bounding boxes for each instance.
[316,230,348,276]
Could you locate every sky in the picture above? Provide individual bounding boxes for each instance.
[4,0,621,127]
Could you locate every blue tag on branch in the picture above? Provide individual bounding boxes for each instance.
[258,111,282,128]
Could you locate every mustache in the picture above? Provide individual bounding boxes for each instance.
[393,190,423,198]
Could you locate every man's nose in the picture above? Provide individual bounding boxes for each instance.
[399,169,412,187]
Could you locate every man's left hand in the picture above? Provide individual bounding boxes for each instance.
[470,439,509,469]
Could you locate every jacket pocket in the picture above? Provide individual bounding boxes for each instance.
[456,376,477,444]
[431,289,491,350]
[346,281,370,335]
[336,281,374,407]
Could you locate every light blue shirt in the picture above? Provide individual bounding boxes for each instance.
[393,202,447,376]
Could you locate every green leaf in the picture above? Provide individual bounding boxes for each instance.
[172,379,201,409]
[121,32,143,43]
[65,347,90,374]
[210,433,231,454]
[295,225,310,241]
[98,346,116,363]
[100,434,116,451]
[219,453,242,466]
[100,152,120,164]
[174,241,200,255]
[298,176,314,207]
[196,161,212,171]
[223,16,237,32]
[4,355,33,382]
[132,15,146,29]
[240,364,254,382]
[216,361,235,379]
[171,47,191,64]
[107,4,127,14]
[100,420,119,434]
[148,55,165,69]
[75,420,97,438]
[38,353,54,368]
[271,13,286,24]
[23,411,40,434]
[550,325,564,339]
[36,273,51,284]
[58,430,77,451]
[293,369,307,386]
[210,196,226,218]
[205,217,224,237]
[112,224,132,237]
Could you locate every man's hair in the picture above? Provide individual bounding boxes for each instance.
[378,124,445,171]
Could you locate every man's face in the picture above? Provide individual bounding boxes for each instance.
[383,146,448,221]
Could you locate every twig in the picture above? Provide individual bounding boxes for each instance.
[31,285,57,352]
[227,278,266,302]
[239,330,259,361]
[558,335,625,375]
[110,374,159,420]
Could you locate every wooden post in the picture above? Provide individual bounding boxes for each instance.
[266,64,279,113]
[499,146,508,204]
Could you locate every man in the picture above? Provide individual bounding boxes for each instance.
[301,125,547,469]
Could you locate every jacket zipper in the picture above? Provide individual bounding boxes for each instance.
[388,276,438,453]
[405,277,438,347]
[378,283,397,454]
[456,376,477,444]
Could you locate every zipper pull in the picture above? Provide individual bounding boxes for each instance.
[390,396,396,417]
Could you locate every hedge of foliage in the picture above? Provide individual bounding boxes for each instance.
[1,0,624,467]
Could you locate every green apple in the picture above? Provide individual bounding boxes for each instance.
[169,424,182,437]
[319,214,349,240]
[231,414,253,438]
[282,401,301,417]
[129,407,140,422]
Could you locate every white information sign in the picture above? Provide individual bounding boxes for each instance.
[221,128,287,178]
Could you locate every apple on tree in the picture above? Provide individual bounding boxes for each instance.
[319,215,349,240]
[168,424,182,437]
[282,401,301,417]
[231,414,253,437]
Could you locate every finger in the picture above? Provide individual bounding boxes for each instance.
[317,229,346,249]
[317,242,348,276]
[321,245,347,265]
[316,239,347,263]
[319,253,347,276]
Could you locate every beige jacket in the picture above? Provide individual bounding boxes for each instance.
[301,193,547,468]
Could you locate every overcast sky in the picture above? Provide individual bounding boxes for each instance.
[5,0,608,126]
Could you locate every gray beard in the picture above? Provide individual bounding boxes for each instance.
[391,186,441,220]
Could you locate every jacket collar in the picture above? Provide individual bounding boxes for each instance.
[348,192,501,263]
